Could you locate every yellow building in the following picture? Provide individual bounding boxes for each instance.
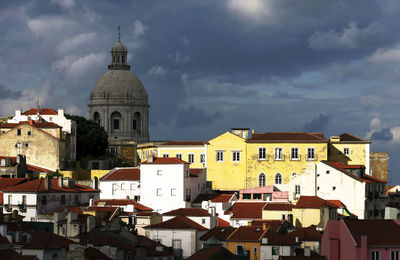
[246,132,328,189]
[262,203,293,221]
[291,196,337,228]
[0,121,65,171]
[327,133,371,174]
[156,141,207,169]
[207,130,248,190]
[226,225,267,260]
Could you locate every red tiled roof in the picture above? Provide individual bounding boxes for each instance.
[324,161,386,183]
[160,141,208,146]
[190,168,204,177]
[145,215,208,231]
[211,194,235,203]
[339,133,369,142]
[326,200,346,208]
[295,196,338,209]
[0,178,27,189]
[54,206,83,214]
[26,164,53,173]
[217,217,231,227]
[0,156,17,165]
[225,202,267,219]
[227,226,268,241]
[263,203,293,211]
[251,220,284,228]
[163,208,211,217]
[94,199,153,211]
[0,121,61,129]
[100,168,140,181]
[137,235,174,257]
[85,247,112,260]
[192,193,220,203]
[141,157,188,164]
[344,219,400,246]
[22,108,58,115]
[86,206,119,213]
[87,235,135,250]
[290,225,323,242]
[0,233,11,245]
[199,227,237,241]
[187,246,240,260]
[247,132,328,143]
[121,211,158,217]
[0,249,37,260]
[23,231,74,249]
[1,178,98,193]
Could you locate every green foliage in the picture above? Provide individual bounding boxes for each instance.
[65,114,108,158]
[47,169,62,178]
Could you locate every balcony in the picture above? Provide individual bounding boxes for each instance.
[18,204,26,213]
[4,204,12,212]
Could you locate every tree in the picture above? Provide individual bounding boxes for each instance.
[65,114,108,158]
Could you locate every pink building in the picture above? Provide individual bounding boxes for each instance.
[321,219,400,260]
[238,186,289,202]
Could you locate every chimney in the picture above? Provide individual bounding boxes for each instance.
[304,246,310,257]
[87,216,96,232]
[58,176,63,188]
[92,177,99,190]
[57,109,64,117]
[15,110,21,117]
[44,176,51,190]
[295,236,299,243]
[231,128,250,139]
[89,198,94,207]
[67,211,78,223]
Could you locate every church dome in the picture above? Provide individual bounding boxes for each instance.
[112,41,126,52]
[91,69,148,100]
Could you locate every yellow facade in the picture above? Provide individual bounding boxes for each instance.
[328,142,368,166]
[137,143,160,162]
[157,146,206,168]
[262,209,292,220]
[292,208,321,228]
[207,132,247,190]
[246,143,328,188]
[227,241,260,260]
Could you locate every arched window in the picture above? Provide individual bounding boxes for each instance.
[133,112,141,133]
[275,173,282,185]
[93,112,101,125]
[259,173,266,187]
[111,111,122,131]
[291,172,297,178]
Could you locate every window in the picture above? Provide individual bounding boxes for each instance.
[171,188,176,196]
[344,148,350,155]
[17,129,21,136]
[307,148,315,160]
[121,183,125,190]
[332,186,336,191]
[74,195,79,204]
[112,183,118,195]
[8,195,12,204]
[295,185,300,195]
[172,239,181,249]
[27,131,31,136]
[253,193,262,200]
[282,214,286,220]
[391,250,399,260]
[188,154,194,163]
[216,151,224,162]
[259,147,266,160]
[157,170,162,175]
[272,246,280,255]
[24,143,29,148]
[232,151,240,162]
[292,172,297,178]
[291,147,299,160]
[113,119,120,130]
[201,218,206,224]
[42,196,48,205]
[259,173,266,187]
[372,251,380,260]
[176,154,182,160]
[275,173,282,185]
[243,193,251,200]
[132,119,137,130]
[274,147,283,160]
[236,245,244,255]
[130,184,136,190]
[22,195,26,205]
[326,170,330,174]
[156,188,162,196]
[163,154,169,158]
[200,153,205,163]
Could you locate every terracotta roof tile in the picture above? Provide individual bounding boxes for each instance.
[295,196,338,209]
[189,168,204,177]
[26,164,53,173]
[22,108,58,115]
[1,178,97,193]
[187,246,240,260]
[247,132,328,143]
[217,217,231,227]
[200,227,237,241]
[225,202,267,219]
[290,225,323,241]
[0,249,37,260]
[324,161,386,183]
[94,199,152,211]
[137,235,174,257]
[227,226,268,241]
[263,203,293,211]
[339,133,368,142]
[0,177,27,189]
[0,121,61,129]
[163,208,211,217]
[211,194,236,203]
[100,168,140,181]
[326,200,346,208]
[23,231,74,249]
[87,235,135,250]
[160,141,208,146]
[344,219,400,246]
[141,157,188,164]
[192,193,221,203]
[145,215,208,231]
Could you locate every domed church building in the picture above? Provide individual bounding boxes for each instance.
[89,32,150,143]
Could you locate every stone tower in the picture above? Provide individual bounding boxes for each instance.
[89,32,150,143]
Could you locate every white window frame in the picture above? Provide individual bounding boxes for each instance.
[275,173,282,185]
[232,151,241,162]
[391,250,399,260]
[130,184,136,190]
[344,148,350,155]
[372,250,380,260]
[307,147,315,160]
[188,153,195,163]
[274,147,283,160]
[176,154,182,160]
[290,147,299,160]
[259,173,266,187]
[200,153,205,163]
[156,188,162,196]
[258,147,266,160]
[216,151,224,162]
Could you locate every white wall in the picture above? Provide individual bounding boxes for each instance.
[163,215,216,229]
[99,180,140,199]
[201,200,235,222]
[147,229,195,258]
[260,245,293,260]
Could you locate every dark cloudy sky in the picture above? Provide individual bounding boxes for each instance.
[1,0,400,183]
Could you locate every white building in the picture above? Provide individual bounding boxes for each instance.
[99,167,140,200]
[288,161,386,219]
[1,176,99,221]
[140,157,206,213]
[200,193,237,222]
[144,215,208,258]
[162,208,217,229]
